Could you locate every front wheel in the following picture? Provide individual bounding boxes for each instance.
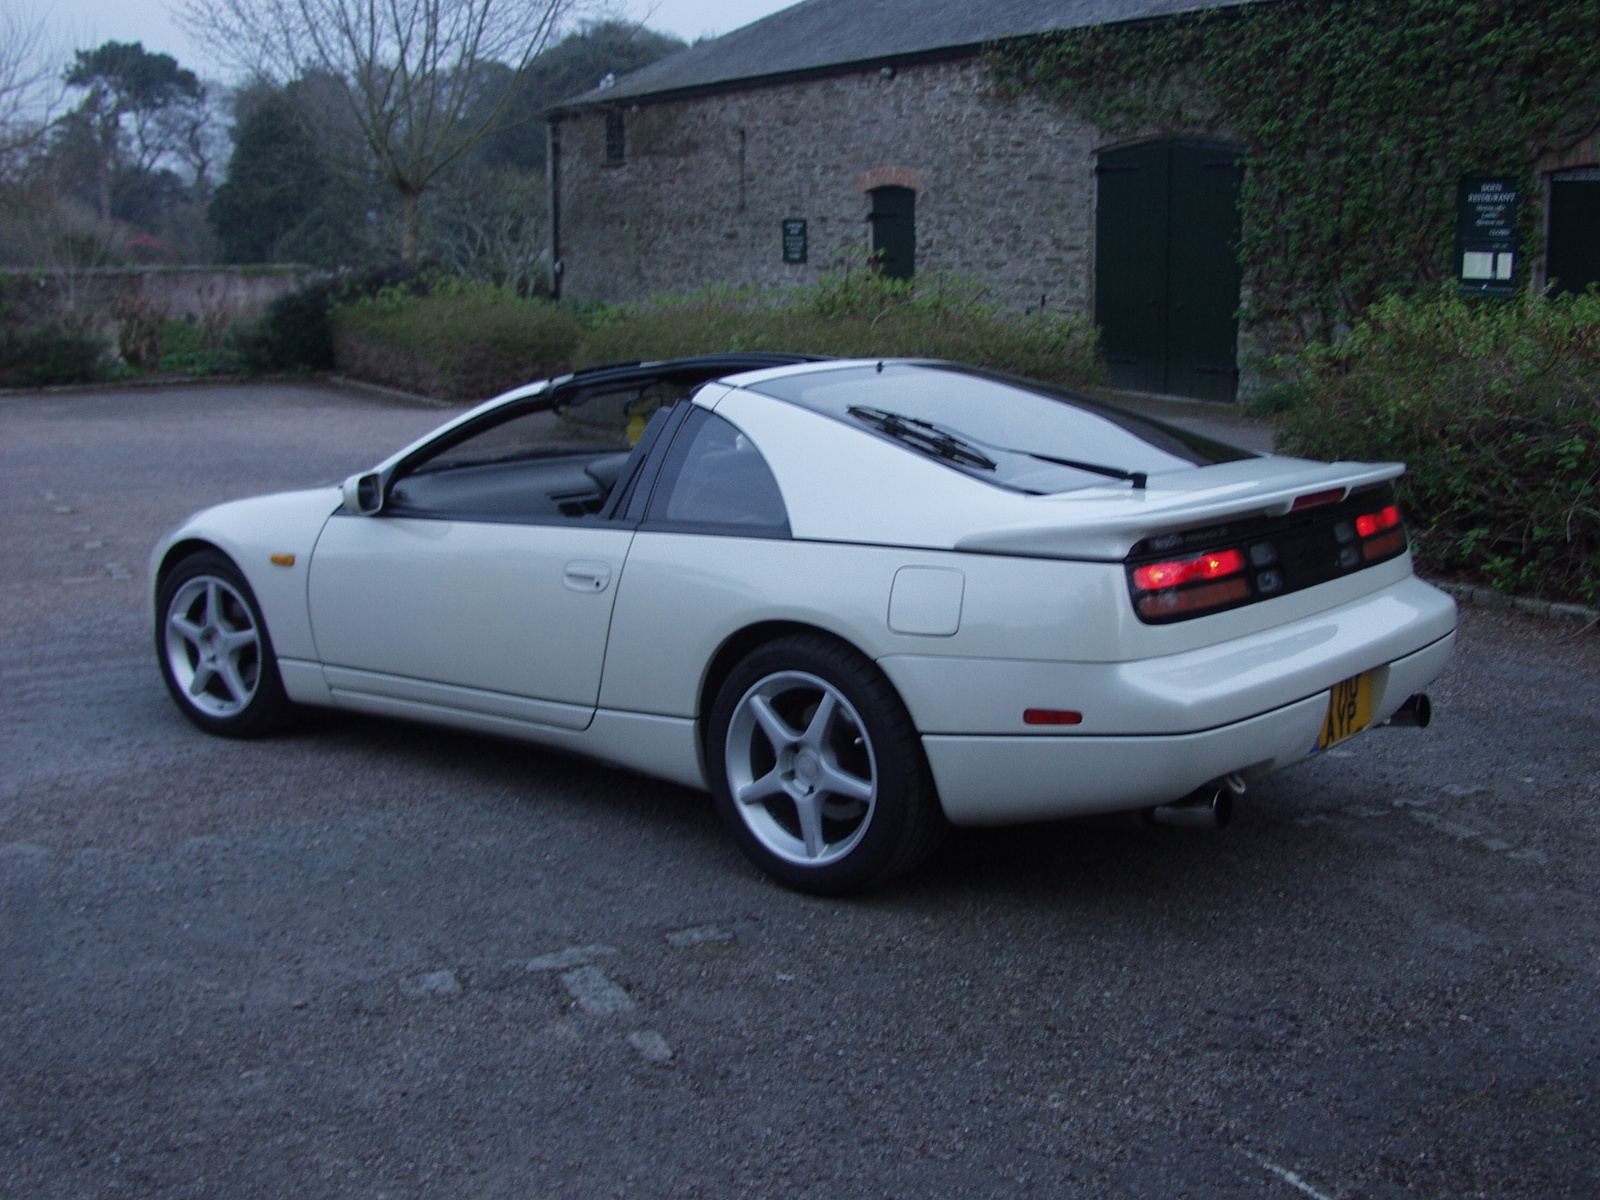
[155,550,292,737]
[707,634,944,894]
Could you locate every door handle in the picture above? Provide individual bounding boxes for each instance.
[563,560,612,593]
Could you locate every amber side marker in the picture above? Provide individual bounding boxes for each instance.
[270,553,296,567]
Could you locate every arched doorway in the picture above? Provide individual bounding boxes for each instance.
[1095,139,1244,402]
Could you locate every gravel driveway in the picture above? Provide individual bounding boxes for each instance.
[2,382,1596,1199]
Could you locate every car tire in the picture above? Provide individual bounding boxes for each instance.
[707,633,945,894]
[155,549,293,738]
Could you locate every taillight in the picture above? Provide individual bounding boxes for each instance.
[1126,487,1408,623]
[1132,548,1245,591]
[1130,547,1249,619]
[1355,505,1401,538]
[1354,503,1407,562]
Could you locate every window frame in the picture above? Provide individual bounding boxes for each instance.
[637,406,792,540]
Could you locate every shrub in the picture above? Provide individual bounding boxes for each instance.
[573,269,1105,389]
[232,286,336,373]
[331,281,581,400]
[0,323,110,388]
[1277,292,1600,604]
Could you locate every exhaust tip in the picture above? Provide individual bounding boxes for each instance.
[1148,776,1241,830]
[1385,693,1432,728]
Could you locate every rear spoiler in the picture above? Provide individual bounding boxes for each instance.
[954,460,1406,561]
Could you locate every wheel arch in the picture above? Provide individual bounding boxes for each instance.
[696,619,909,756]
[156,537,229,585]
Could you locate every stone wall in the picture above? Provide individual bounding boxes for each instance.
[552,59,1102,314]
[1,266,316,329]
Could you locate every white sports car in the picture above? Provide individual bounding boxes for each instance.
[152,355,1456,892]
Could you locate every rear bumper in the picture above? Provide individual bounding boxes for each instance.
[881,574,1457,736]
[921,626,1455,826]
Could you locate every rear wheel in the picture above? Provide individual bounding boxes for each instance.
[156,550,292,737]
[707,634,944,894]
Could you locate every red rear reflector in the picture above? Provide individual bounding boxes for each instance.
[1132,548,1245,592]
[1355,505,1401,537]
[1292,488,1346,511]
[1136,576,1250,619]
[1362,528,1406,560]
[1024,709,1083,725]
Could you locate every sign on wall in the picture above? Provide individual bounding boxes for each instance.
[781,219,808,264]
[1456,177,1520,297]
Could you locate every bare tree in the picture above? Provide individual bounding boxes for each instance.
[428,164,548,291]
[178,0,587,261]
[0,6,64,176]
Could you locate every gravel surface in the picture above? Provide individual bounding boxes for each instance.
[2,383,1597,1199]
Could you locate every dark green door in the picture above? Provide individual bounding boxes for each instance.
[870,186,915,280]
[1547,171,1600,296]
[1095,140,1243,402]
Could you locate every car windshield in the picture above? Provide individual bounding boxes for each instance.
[747,363,1255,493]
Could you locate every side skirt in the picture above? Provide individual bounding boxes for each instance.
[321,684,707,792]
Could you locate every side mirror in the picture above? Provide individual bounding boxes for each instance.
[342,471,384,515]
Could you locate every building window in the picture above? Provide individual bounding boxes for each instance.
[605,110,625,166]
[868,185,915,280]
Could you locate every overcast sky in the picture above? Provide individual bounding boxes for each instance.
[38,0,793,83]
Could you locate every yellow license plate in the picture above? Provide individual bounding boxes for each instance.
[1319,672,1373,749]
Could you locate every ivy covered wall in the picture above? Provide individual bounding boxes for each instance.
[988,0,1600,351]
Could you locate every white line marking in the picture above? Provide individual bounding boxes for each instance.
[1237,1148,1338,1200]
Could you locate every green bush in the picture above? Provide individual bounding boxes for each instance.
[573,270,1105,389]
[0,323,110,388]
[332,281,581,400]
[232,287,336,373]
[1277,292,1600,604]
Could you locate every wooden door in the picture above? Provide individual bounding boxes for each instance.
[1548,172,1600,296]
[1095,140,1243,402]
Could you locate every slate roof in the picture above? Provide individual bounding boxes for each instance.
[557,0,1254,110]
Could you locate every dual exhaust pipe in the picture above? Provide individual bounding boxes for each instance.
[1147,693,1432,830]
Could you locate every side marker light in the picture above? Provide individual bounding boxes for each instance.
[1024,709,1083,726]
[270,553,296,567]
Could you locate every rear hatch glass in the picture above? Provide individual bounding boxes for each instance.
[746,362,1254,494]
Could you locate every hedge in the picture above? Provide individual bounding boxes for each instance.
[573,271,1105,390]
[330,283,580,401]
[1275,292,1600,604]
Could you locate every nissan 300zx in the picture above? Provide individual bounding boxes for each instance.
[151,355,1456,892]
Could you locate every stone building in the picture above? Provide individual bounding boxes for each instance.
[547,0,1250,401]
[547,0,1600,403]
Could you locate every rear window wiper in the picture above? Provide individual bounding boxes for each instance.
[1007,448,1147,489]
[847,405,1147,489]
[847,406,997,470]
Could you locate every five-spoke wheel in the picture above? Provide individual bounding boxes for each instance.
[708,634,943,893]
[156,550,291,736]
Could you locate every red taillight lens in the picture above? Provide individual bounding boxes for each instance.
[1355,505,1401,538]
[1136,577,1250,619]
[1132,548,1245,592]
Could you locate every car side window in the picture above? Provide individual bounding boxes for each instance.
[645,409,789,536]
[385,384,688,521]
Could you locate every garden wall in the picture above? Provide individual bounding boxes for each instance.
[1,266,320,330]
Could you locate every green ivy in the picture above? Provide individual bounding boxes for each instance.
[988,0,1600,347]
